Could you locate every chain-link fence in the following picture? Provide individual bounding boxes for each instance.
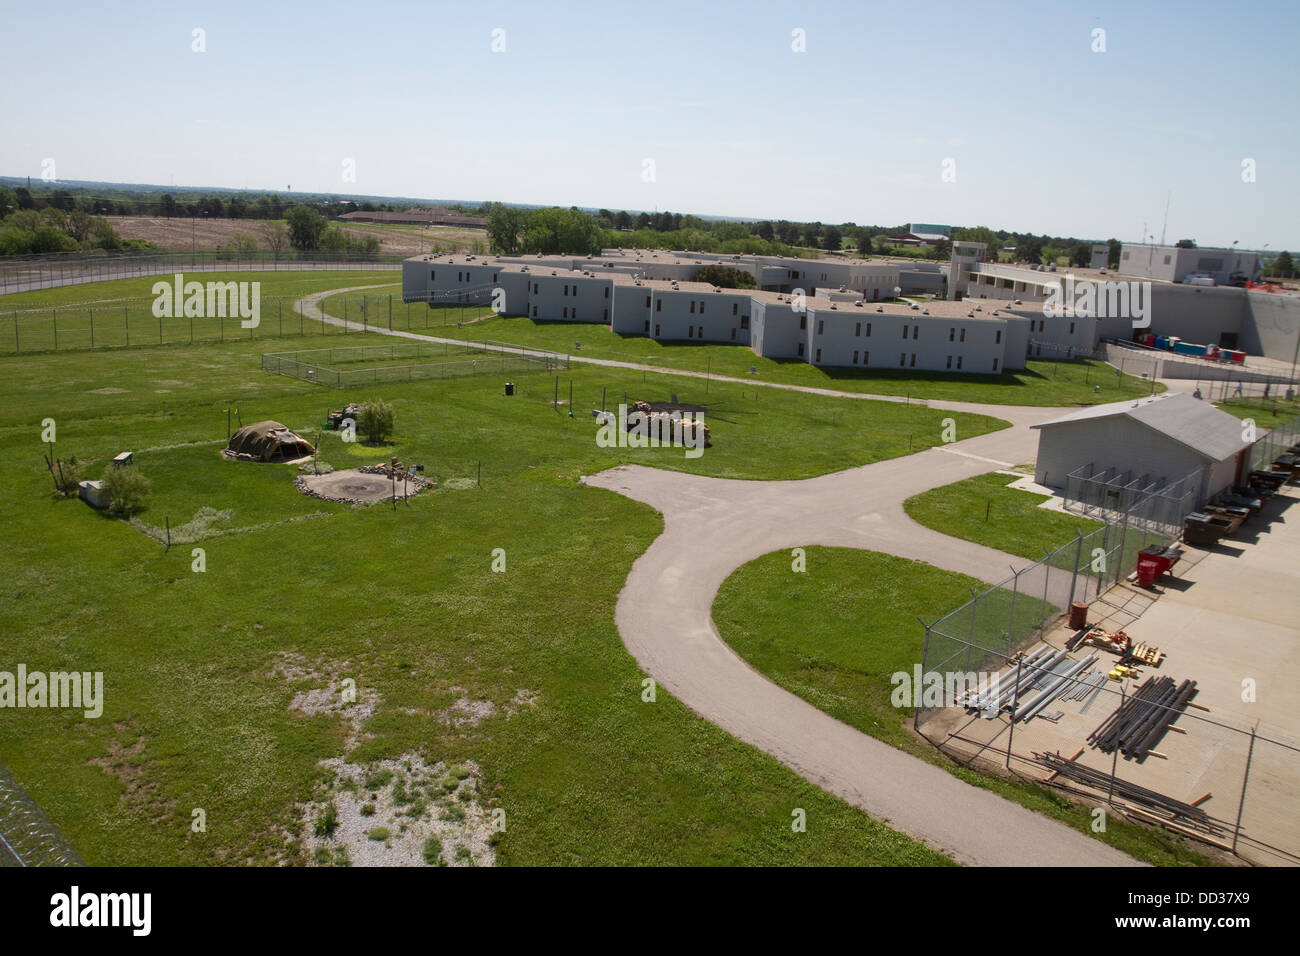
[0,762,83,867]
[1063,466,1201,532]
[1247,418,1300,472]
[0,250,402,295]
[0,290,508,356]
[915,443,1300,862]
[262,340,568,388]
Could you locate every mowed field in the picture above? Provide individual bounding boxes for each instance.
[0,272,1019,866]
[105,216,487,257]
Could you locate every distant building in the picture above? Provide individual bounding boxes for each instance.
[1118,243,1261,286]
[886,223,952,246]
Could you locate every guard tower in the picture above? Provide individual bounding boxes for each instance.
[947,241,986,300]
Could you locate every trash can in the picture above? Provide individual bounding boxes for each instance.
[1069,602,1089,629]
[1136,559,1159,588]
[505,382,515,396]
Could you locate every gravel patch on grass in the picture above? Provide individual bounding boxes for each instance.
[302,754,496,867]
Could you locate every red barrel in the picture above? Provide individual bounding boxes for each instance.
[1069,602,1089,629]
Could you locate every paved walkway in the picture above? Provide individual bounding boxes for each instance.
[298,288,1139,865]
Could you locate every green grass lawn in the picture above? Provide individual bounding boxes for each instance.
[0,272,401,354]
[326,303,1163,407]
[713,547,1213,866]
[904,471,1103,561]
[0,324,1006,865]
[1214,395,1300,427]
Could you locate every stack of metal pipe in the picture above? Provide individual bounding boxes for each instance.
[1087,676,1198,759]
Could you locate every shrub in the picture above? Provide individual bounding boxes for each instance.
[358,399,394,444]
[365,827,390,841]
[100,465,151,516]
[313,801,339,837]
[422,837,443,865]
[52,456,86,496]
[360,803,376,817]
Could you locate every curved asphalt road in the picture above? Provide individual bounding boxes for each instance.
[298,289,1140,866]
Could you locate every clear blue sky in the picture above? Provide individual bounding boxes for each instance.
[2,0,1296,248]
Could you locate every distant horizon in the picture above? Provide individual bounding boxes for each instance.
[1,174,1286,254]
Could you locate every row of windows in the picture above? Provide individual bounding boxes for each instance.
[807,349,999,372]
[432,270,499,283]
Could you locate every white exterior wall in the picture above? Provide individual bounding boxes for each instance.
[751,300,806,359]
[525,273,614,323]
[1033,418,1211,492]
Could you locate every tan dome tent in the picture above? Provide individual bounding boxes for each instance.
[225,421,315,463]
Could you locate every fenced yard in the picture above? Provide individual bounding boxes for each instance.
[261,340,569,388]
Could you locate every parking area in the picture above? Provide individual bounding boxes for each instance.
[922,485,1300,865]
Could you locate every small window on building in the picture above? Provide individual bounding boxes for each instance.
[992,358,999,371]
[817,319,824,334]
[910,353,916,367]
[604,286,610,298]
[956,355,962,369]
[532,306,537,317]
[995,330,1002,344]
[700,302,705,314]
[1069,321,1075,334]
[855,322,861,336]
[493,273,498,282]
[913,325,919,339]
[431,270,436,280]
[853,350,859,364]
[866,323,871,336]
[800,316,807,330]
[655,324,660,336]
[946,355,952,369]
[688,326,693,338]
[949,327,955,342]
[690,301,696,313]
[899,353,906,366]
[798,343,805,356]
[603,308,608,321]
[656,300,662,312]
[733,303,738,315]
[645,295,651,308]
[959,328,966,342]
[815,348,822,363]
[563,307,568,318]
[864,351,869,364]
[644,319,650,332]
[1163,255,1171,265]
[740,316,750,330]
[730,328,736,340]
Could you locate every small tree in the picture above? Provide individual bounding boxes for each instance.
[1269,250,1294,279]
[100,466,151,516]
[358,399,394,445]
